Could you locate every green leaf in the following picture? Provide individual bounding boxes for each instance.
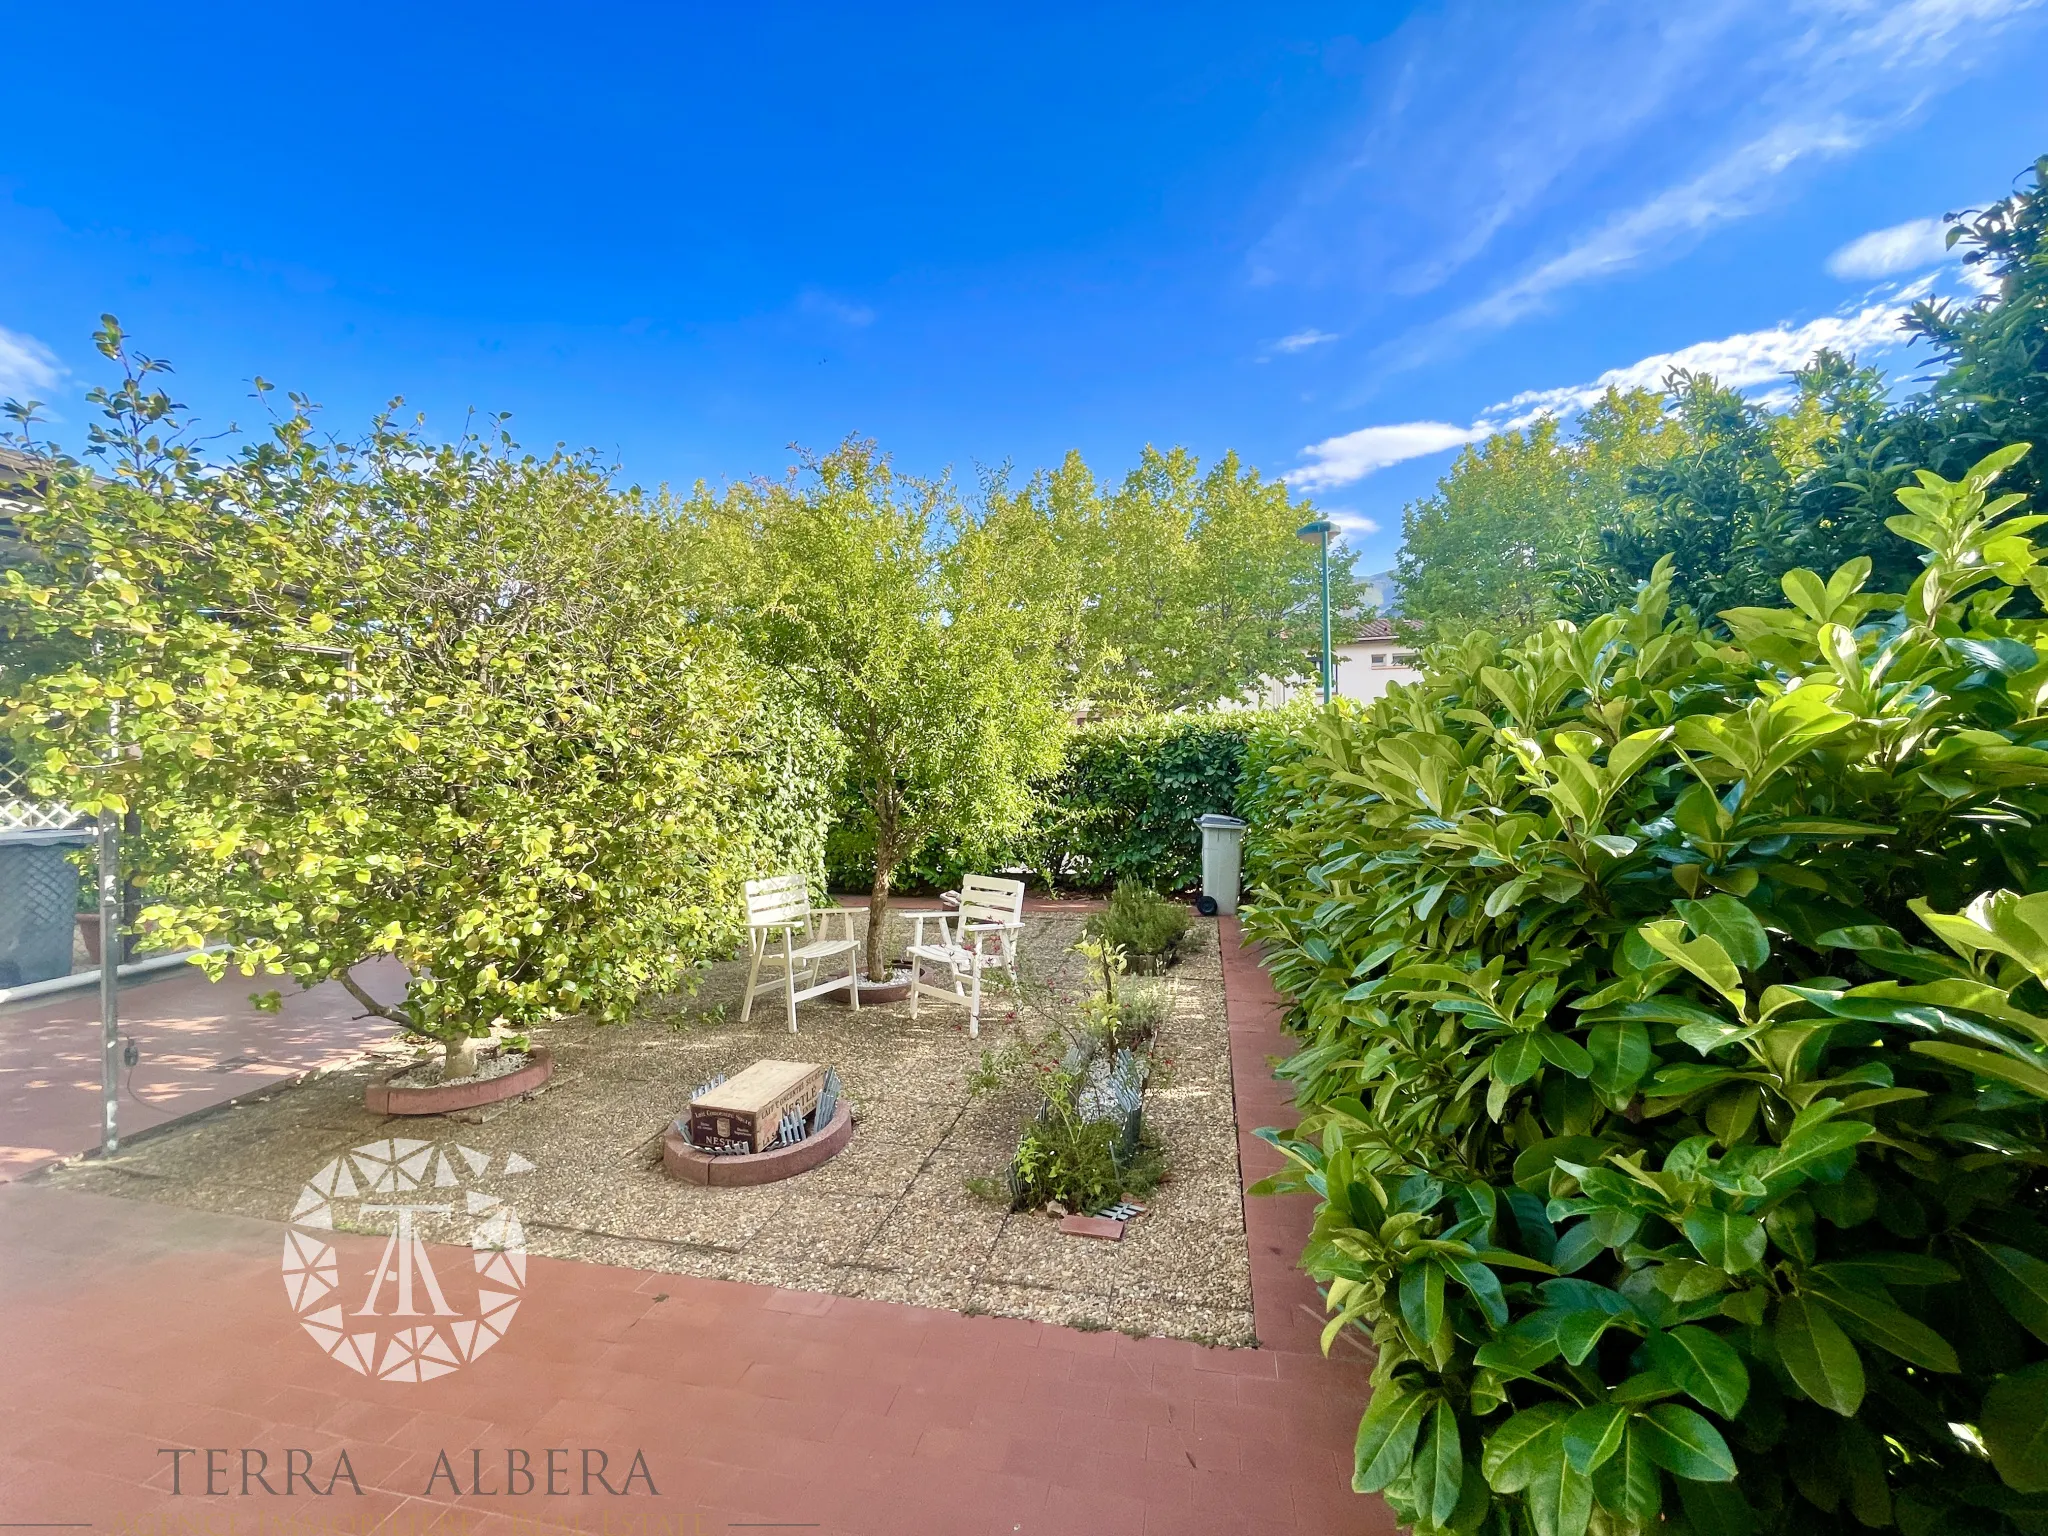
[1810,1282,1959,1372]
[1588,1018,1651,1098]
[1562,1403,1629,1474]
[1775,1294,1865,1416]
[1401,1258,1449,1351]
[1966,1238,2048,1344]
[1683,1210,1768,1275]
[1638,920,1744,1003]
[1912,890,2048,982]
[1354,1384,1431,1493]
[1493,1033,1545,1087]
[1635,1403,1736,1483]
[1645,1327,1749,1418]
[1413,1400,1465,1527]
[1676,895,1770,972]
[1982,1362,2048,1493]
[1483,1404,1569,1493]
[1762,1115,1872,1188]
[1911,1040,2048,1100]
[1536,1030,1595,1077]
[1526,1449,1595,1536]
[1676,1478,1756,1536]
[1811,1254,1957,1288]
[1591,1423,1662,1523]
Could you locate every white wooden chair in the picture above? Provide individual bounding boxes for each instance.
[740,873,861,1033]
[907,874,1026,1037]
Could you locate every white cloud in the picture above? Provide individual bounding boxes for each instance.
[1273,328,1339,353]
[1827,214,1953,278]
[0,325,62,399]
[1288,297,1925,489]
[1440,0,2041,336]
[1463,118,1863,330]
[1286,421,1487,491]
[1486,298,1917,426]
[1322,508,1382,537]
[798,288,875,327]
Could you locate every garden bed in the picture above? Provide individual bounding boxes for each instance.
[40,913,1254,1344]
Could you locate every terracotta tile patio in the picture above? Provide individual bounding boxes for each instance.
[0,921,1393,1535]
[0,957,411,1183]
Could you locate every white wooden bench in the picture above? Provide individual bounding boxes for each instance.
[740,873,861,1034]
[906,874,1026,1037]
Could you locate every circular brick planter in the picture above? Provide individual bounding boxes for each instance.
[661,1101,853,1187]
[814,969,912,1005]
[364,1047,555,1116]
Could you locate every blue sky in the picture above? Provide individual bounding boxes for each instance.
[4,1,2046,574]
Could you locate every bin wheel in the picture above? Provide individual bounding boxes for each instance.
[1195,894,1220,917]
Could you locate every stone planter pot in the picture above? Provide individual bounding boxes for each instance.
[77,913,103,966]
[364,1046,555,1116]
[662,1100,853,1187]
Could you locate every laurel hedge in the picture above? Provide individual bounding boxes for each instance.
[1242,448,2048,1536]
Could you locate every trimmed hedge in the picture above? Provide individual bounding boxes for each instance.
[1242,449,2048,1536]
[827,711,1265,894]
[1029,713,1260,891]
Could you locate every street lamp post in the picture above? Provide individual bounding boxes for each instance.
[1295,518,1335,705]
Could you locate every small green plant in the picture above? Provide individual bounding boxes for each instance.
[1086,880,1192,969]
[969,934,1167,1212]
[1113,982,1170,1047]
[1013,1118,1124,1212]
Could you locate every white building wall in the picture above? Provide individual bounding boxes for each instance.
[1332,639,1421,704]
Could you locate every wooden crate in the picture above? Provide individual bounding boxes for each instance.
[689,1060,827,1154]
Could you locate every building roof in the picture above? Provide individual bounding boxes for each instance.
[1352,618,1399,642]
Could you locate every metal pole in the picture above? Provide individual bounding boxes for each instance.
[98,802,120,1155]
[1319,530,1332,706]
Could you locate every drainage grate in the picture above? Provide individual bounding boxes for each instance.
[212,1055,263,1073]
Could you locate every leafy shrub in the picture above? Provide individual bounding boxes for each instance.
[1244,447,2048,1535]
[1031,712,1259,889]
[1087,879,1194,967]
[1,326,841,1072]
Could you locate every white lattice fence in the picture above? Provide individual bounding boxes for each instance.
[0,759,83,832]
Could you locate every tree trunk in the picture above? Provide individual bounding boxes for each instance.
[445,1034,483,1079]
[867,858,895,983]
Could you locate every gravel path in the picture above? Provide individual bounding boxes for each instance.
[38,911,1256,1346]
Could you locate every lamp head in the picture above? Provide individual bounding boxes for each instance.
[1295,518,1335,544]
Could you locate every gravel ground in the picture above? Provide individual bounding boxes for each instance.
[38,910,1255,1346]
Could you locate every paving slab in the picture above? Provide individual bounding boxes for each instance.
[0,957,410,1182]
[0,917,1393,1533]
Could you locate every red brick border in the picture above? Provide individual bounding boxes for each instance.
[1219,916,1377,1362]
[362,1045,555,1115]
[661,1100,855,1186]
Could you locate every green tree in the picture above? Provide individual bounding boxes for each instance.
[981,445,1359,711]
[1,322,837,1074]
[1569,357,1902,620]
[1397,390,1682,643]
[683,439,1067,980]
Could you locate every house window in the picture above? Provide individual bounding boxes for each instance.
[1371,652,1388,665]
[1393,651,1418,666]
